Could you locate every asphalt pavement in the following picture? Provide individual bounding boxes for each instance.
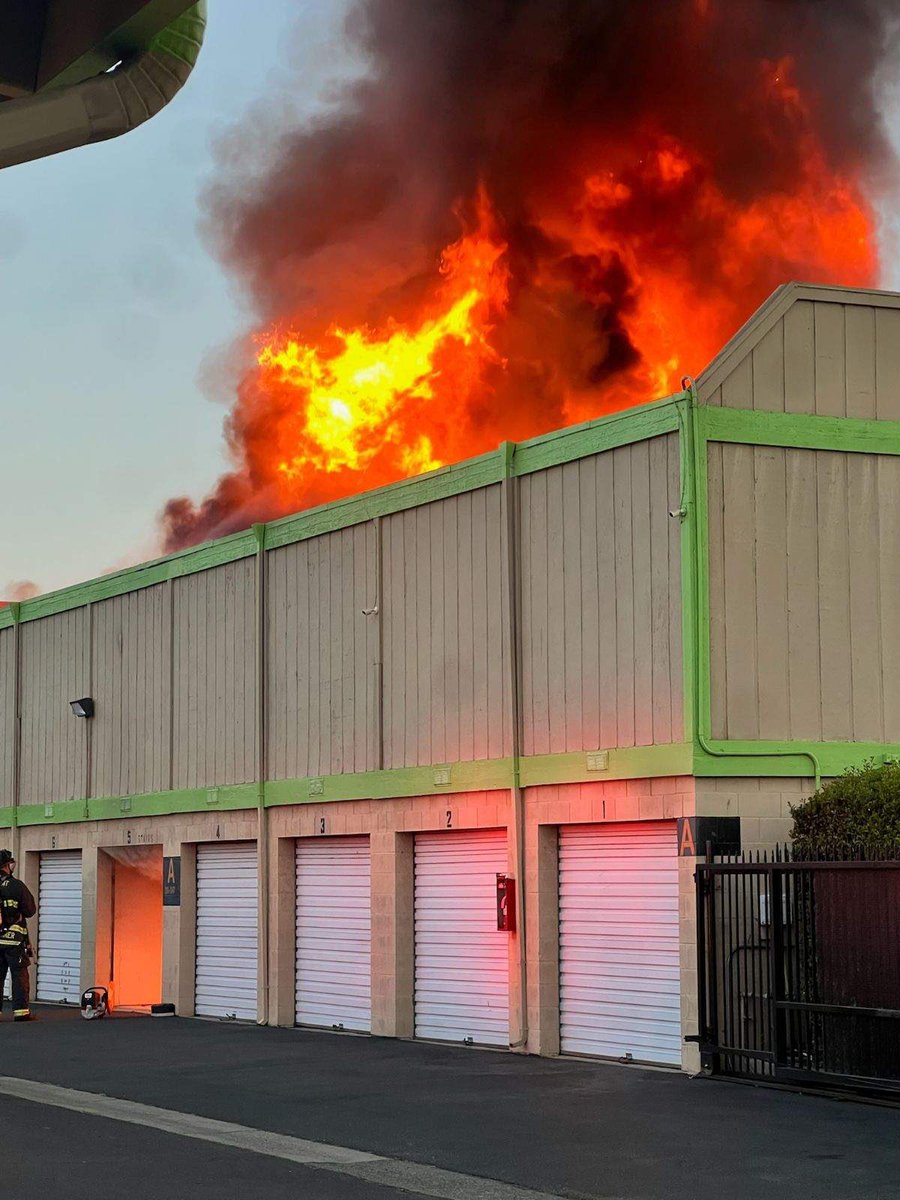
[2,1007,899,1200]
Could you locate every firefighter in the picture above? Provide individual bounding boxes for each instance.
[0,849,36,1021]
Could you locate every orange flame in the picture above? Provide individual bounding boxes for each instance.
[162,47,880,550]
[255,200,509,497]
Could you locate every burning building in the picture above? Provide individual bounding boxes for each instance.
[1,0,899,1079]
[2,282,900,1074]
[162,0,894,549]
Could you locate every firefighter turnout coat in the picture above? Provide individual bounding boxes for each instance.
[0,873,36,948]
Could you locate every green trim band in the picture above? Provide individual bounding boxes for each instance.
[694,741,900,779]
[518,743,693,786]
[3,392,685,630]
[0,745,697,829]
[698,405,900,456]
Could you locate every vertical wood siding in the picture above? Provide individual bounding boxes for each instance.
[520,434,683,755]
[267,524,377,780]
[382,487,509,767]
[708,444,900,742]
[92,585,170,798]
[0,627,15,802]
[704,300,900,418]
[19,608,90,805]
[173,560,257,789]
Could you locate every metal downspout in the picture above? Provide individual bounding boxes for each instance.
[0,4,206,170]
[501,443,528,1051]
[680,380,821,790]
[253,524,270,1025]
[10,605,22,863]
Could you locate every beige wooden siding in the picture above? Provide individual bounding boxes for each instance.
[92,585,170,798]
[173,560,257,789]
[19,608,90,805]
[0,627,15,801]
[520,434,683,755]
[382,486,509,768]
[704,300,900,418]
[708,444,900,742]
[267,524,377,780]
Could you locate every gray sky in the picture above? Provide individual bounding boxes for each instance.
[1,0,353,596]
[1,0,898,596]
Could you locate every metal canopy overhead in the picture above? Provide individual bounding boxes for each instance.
[0,0,196,99]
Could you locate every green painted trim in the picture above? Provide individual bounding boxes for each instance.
[9,392,684,627]
[511,394,684,477]
[8,530,258,626]
[694,741,900,780]
[0,603,19,631]
[264,759,515,805]
[0,745,698,829]
[698,406,900,456]
[676,401,695,746]
[518,743,693,787]
[0,785,258,829]
[8,801,91,827]
[265,451,504,550]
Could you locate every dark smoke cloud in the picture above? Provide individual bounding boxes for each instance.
[164,0,899,548]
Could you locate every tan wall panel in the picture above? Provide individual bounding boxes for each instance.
[382,487,508,768]
[92,585,170,798]
[19,608,90,805]
[173,560,257,790]
[267,524,377,780]
[0,627,15,801]
[520,434,683,755]
[712,300,900,419]
[709,445,900,742]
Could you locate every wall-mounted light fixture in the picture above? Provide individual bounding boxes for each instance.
[69,697,94,718]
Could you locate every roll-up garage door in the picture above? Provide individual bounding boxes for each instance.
[195,842,258,1020]
[559,821,681,1065]
[414,829,509,1047]
[295,837,371,1032]
[36,850,83,1003]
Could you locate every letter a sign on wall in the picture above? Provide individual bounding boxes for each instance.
[163,856,181,907]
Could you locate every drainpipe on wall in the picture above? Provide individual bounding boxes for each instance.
[253,523,270,1026]
[10,604,22,864]
[0,4,206,170]
[679,379,822,791]
[500,443,528,1051]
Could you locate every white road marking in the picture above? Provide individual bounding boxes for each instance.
[0,1075,570,1200]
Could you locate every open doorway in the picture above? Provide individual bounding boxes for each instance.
[97,846,163,1010]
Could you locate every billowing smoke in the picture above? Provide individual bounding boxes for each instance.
[162,0,898,550]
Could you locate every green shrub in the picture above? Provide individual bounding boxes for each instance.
[791,761,900,853]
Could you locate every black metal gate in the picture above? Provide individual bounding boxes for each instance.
[695,849,900,1098]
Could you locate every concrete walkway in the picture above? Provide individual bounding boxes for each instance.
[3,1009,899,1199]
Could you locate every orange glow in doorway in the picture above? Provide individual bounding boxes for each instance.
[108,846,163,1008]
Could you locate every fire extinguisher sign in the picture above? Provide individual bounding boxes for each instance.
[496,874,515,932]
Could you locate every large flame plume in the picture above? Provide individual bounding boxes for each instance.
[162,0,897,550]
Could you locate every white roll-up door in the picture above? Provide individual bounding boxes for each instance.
[195,842,258,1020]
[295,837,371,1032]
[414,829,509,1047]
[36,850,83,1003]
[559,821,681,1065]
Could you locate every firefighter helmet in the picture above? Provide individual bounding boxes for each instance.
[80,987,109,1020]
[0,849,13,867]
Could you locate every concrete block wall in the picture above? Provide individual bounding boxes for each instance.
[695,776,814,854]
[16,772,734,1071]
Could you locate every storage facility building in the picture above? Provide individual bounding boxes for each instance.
[2,282,899,1071]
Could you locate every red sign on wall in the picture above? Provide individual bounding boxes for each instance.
[496,874,516,932]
